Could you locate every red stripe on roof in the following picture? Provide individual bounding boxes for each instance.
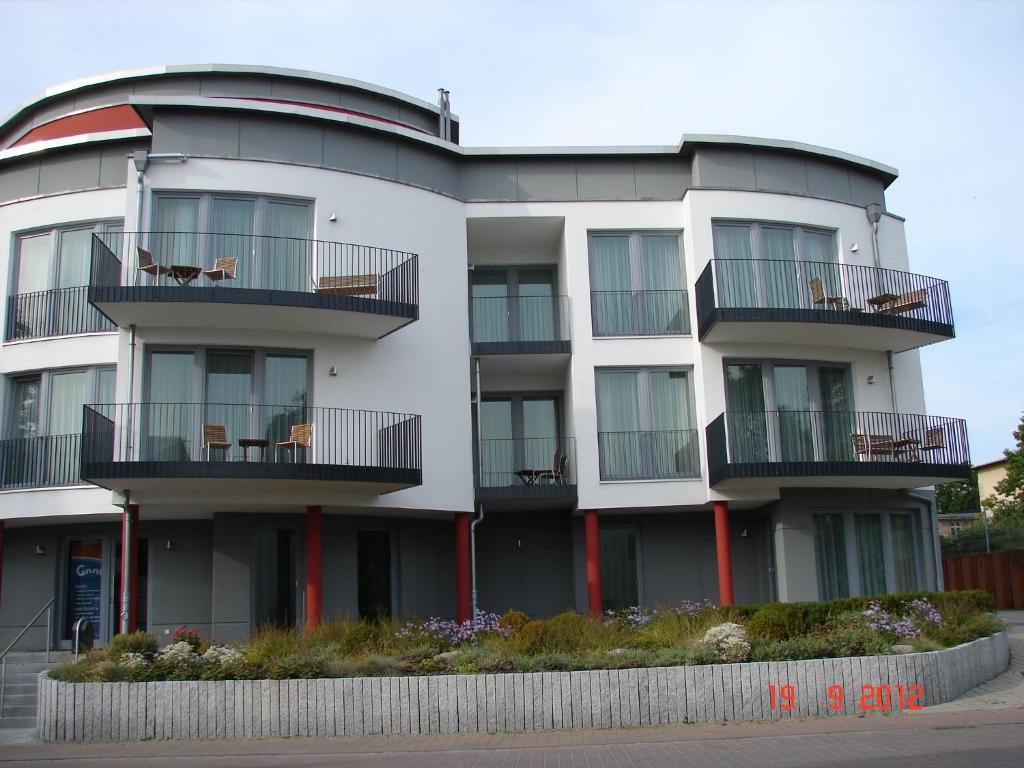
[13,105,147,147]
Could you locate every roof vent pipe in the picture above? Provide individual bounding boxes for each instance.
[437,88,451,142]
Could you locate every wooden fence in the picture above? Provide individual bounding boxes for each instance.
[943,550,1024,609]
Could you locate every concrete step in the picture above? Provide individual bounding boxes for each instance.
[0,704,35,718]
[1,693,37,705]
[2,663,58,674]
[1,674,43,686]
[3,651,70,663]
[1,684,36,696]
[0,716,35,729]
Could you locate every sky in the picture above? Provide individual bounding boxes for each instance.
[1,0,1022,462]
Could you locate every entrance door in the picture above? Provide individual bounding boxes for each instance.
[252,529,296,629]
[357,530,392,619]
[599,527,640,611]
[62,537,116,646]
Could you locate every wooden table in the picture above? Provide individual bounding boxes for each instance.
[867,292,898,312]
[238,438,269,462]
[167,265,203,287]
[515,469,552,486]
[894,438,921,462]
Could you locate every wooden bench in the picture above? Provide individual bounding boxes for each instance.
[878,288,927,315]
[315,274,378,297]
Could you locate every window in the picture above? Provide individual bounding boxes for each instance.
[8,222,121,339]
[2,366,114,488]
[476,394,562,487]
[855,514,887,596]
[589,232,688,336]
[890,514,918,592]
[712,221,838,309]
[600,527,640,611]
[950,520,962,536]
[813,513,849,600]
[595,368,697,480]
[143,347,309,461]
[470,268,558,343]
[724,361,853,463]
[150,193,311,291]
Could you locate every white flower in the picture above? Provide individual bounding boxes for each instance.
[158,641,199,665]
[121,652,149,669]
[202,645,243,666]
[702,622,751,663]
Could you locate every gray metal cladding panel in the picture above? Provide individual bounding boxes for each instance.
[152,113,240,156]
[133,75,202,97]
[848,169,886,206]
[397,105,439,134]
[576,159,637,200]
[73,85,134,111]
[695,148,757,189]
[516,159,578,200]
[37,149,102,195]
[270,79,344,108]
[753,151,809,194]
[460,159,518,200]
[634,157,690,199]
[323,126,398,179]
[198,75,274,98]
[340,90,404,122]
[806,158,853,201]
[100,144,136,187]
[396,143,459,196]
[0,159,40,201]
[239,115,323,165]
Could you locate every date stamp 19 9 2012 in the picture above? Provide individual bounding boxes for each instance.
[768,684,925,712]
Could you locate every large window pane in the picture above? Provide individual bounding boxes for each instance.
[264,201,309,291]
[890,515,918,592]
[802,230,840,296]
[712,224,755,307]
[264,355,308,450]
[596,371,640,479]
[725,364,768,462]
[479,400,513,486]
[814,513,849,600]
[589,236,632,335]
[15,235,52,337]
[641,235,684,333]
[760,227,800,308]
[56,229,93,288]
[522,398,558,477]
[517,269,556,342]
[205,352,253,455]
[146,352,194,461]
[600,528,639,611]
[471,272,510,342]
[856,514,887,596]
[152,197,199,269]
[649,370,695,477]
[819,367,854,460]
[210,198,255,288]
[97,369,116,406]
[773,366,813,462]
[7,377,41,438]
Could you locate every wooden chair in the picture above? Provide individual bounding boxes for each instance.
[852,433,895,460]
[204,257,237,282]
[809,277,849,310]
[878,288,927,315]
[315,274,378,296]
[201,424,232,460]
[277,423,313,463]
[920,426,946,453]
[136,247,170,278]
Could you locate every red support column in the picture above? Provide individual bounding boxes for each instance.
[584,509,602,616]
[455,512,472,624]
[714,501,734,606]
[306,506,323,629]
[120,505,139,634]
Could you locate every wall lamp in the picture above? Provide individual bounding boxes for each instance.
[35,545,46,555]
[132,150,190,173]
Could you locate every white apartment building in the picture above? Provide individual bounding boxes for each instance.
[0,66,968,650]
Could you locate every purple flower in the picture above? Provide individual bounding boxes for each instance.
[395,610,510,647]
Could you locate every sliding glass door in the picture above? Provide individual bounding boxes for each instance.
[470,268,557,343]
[205,352,253,456]
[725,364,769,462]
[476,396,560,486]
[479,400,513,486]
[264,201,309,292]
[146,352,195,461]
[210,198,255,288]
[773,366,813,461]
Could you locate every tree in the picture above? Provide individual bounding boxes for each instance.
[936,472,979,515]
[986,412,1024,516]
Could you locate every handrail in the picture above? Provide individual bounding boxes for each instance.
[0,596,53,718]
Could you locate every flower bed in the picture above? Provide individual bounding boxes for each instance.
[50,591,1000,684]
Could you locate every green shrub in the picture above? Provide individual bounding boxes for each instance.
[106,631,158,661]
[499,610,529,634]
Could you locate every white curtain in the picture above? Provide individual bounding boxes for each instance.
[772,366,813,461]
[641,235,684,333]
[471,272,509,343]
[725,364,769,462]
[596,371,640,479]
[890,515,918,592]
[856,515,887,596]
[712,224,755,308]
[152,197,199,269]
[589,236,632,335]
[264,355,309,455]
[814,514,849,599]
[210,198,255,287]
[265,201,309,292]
[761,227,800,308]
[649,370,695,476]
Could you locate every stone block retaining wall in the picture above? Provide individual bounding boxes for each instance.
[36,631,1009,742]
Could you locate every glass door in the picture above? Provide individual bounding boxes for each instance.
[596,371,641,479]
[47,371,88,484]
[357,530,393,619]
[589,235,632,335]
[62,536,117,647]
[712,224,756,308]
[522,397,559,478]
[649,370,694,476]
[151,197,199,276]
[761,227,800,309]
[819,366,853,460]
[479,400,513,486]
[600,528,639,610]
[3,376,41,486]
[471,271,510,342]
[641,235,685,333]
[263,201,309,292]
[210,198,255,288]
[517,269,555,342]
[801,229,839,301]
[15,233,52,337]
[145,352,195,461]
[725,364,769,462]
[205,351,254,459]
[264,354,309,461]
[773,365,813,461]
[252,528,296,629]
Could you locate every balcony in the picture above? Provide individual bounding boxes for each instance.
[475,436,576,504]
[470,295,571,355]
[88,232,418,338]
[706,410,970,490]
[591,290,690,337]
[81,403,422,496]
[0,434,82,490]
[598,429,701,481]
[695,260,954,351]
[5,287,114,341]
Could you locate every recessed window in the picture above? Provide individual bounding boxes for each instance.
[470,267,560,343]
[588,232,688,336]
[476,395,563,487]
[595,368,698,480]
[813,513,849,600]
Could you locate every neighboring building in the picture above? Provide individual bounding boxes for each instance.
[976,458,1009,512]
[0,65,970,650]
[937,511,980,538]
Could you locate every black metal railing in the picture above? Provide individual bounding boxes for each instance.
[90,231,419,307]
[81,403,421,472]
[475,436,576,488]
[0,434,82,489]
[696,259,953,332]
[597,429,701,481]
[706,410,970,483]
[5,287,115,341]
[470,295,571,345]
[590,290,690,337]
